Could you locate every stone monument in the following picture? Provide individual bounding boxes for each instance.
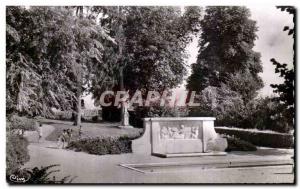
[132,117,227,157]
[118,99,133,129]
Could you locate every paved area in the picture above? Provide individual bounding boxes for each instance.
[24,124,295,184]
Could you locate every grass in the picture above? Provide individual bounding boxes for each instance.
[42,119,143,142]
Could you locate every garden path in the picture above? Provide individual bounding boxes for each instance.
[24,124,294,183]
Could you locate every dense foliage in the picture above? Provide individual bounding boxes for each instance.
[187,6,263,103]
[6,6,114,118]
[6,134,30,175]
[67,136,136,155]
[7,115,37,133]
[186,6,294,133]
[91,6,202,100]
[6,6,294,132]
[189,88,291,132]
[7,7,76,117]
[6,6,201,123]
[90,6,202,121]
[6,115,37,175]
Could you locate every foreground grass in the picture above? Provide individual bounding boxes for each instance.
[41,119,143,142]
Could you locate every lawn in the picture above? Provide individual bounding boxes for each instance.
[41,119,143,142]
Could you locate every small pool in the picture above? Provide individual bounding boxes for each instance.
[120,160,293,174]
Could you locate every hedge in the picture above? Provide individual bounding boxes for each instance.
[6,134,30,175]
[215,127,294,148]
[225,136,257,151]
[8,115,36,132]
[67,136,132,155]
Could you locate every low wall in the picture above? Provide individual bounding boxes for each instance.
[215,127,294,148]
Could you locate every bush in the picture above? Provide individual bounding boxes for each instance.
[8,115,36,132]
[188,87,293,133]
[67,136,133,155]
[91,115,98,122]
[230,97,292,133]
[7,164,75,184]
[6,134,30,175]
[225,136,257,152]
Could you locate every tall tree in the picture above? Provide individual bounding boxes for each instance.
[123,7,201,92]
[6,7,77,117]
[85,6,202,122]
[6,6,114,120]
[91,6,202,99]
[187,6,263,103]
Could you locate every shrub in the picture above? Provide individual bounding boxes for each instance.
[233,97,292,133]
[188,87,293,133]
[225,136,257,152]
[7,164,75,184]
[91,115,98,122]
[67,136,133,155]
[8,115,36,132]
[6,134,30,175]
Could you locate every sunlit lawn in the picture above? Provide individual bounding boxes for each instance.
[41,119,143,141]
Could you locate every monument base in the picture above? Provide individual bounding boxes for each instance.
[118,125,134,129]
[132,117,228,157]
[153,152,227,158]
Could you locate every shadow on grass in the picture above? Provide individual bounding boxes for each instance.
[44,119,143,142]
[229,148,293,157]
[46,146,60,149]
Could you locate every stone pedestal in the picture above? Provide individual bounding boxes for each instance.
[132,117,227,157]
[118,100,133,129]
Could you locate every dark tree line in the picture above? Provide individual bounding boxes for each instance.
[186,6,294,132]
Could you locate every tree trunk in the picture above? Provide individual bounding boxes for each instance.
[16,72,24,112]
[119,67,125,125]
[42,98,46,117]
[75,65,82,127]
[76,86,81,127]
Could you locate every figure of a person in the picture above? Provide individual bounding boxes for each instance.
[161,127,169,139]
[119,99,129,126]
[66,129,73,144]
[37,122,43,143]
[57,129,68,149]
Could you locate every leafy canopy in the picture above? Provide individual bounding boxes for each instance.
[187,6,263,103]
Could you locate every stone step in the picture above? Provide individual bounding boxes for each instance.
[153,152,227,158]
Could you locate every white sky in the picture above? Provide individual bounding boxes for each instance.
[85,6,294,109]
[250,6,294,96]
